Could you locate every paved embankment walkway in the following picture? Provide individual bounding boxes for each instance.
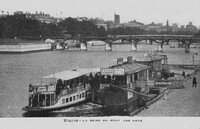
[135,70,200,117]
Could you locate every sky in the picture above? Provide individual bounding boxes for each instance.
[1,0,200,27]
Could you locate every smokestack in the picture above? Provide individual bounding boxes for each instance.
[127,56,133,63]
[117,58,123,65]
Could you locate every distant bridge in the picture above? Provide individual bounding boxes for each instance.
[59,35,200,53]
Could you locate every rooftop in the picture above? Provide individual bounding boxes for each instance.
[110,62,149,74]
[42,68,100,80]
[136,54,168,62]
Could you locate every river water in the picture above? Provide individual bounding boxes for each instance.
[0,43,200,117]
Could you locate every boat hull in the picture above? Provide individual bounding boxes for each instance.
[22,99,88,112]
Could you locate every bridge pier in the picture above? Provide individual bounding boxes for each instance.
[146,40,151,45]
[131,40,138,51]
[157,43,163,52]
[185,43,190,53]
[166,40,170,45]
[80,42,87,51]
[150,40,153,45]
[65,45,68,49]
[105,42,112,51]
[121,39,125,43]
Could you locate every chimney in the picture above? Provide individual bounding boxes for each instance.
[127,56,133,63]
[117,58,123,65]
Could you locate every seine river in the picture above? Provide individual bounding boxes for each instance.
[0,43,200,117]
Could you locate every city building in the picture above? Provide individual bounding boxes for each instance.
[89,18,108,30]
[14,11,23,15]
[123,20,144,28]
[144,22,163,32]
[106,21,115,29]
[13,11,63,24]
[185,22,198,33]
[76,17,88,21]
[0,14,7,18]
[172,23,180,32]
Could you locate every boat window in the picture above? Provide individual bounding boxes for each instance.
[73,96,75,101]
[39,94,45,102]
[132,74,135,82]
[84,75,88,83]
[64,80,69,89]
[51,93,54,101]
[126,75,131,84]
[62,99,65,104]
[46,94,51,106]
[101,75,111,84]
[134,73,138,81]
[75,77,79,86]
[113,75,126,85]
[46,94,50,101]
[66,98,69,103]
[130,74,133,82]
[39,94,45,106]
[79,94,82,98]
[28,94,33,106]
[70,97,72,102]
[82,93,85,98]
[76,95,79,99]
[50,93,55,105]
[69,81,73,88]
[65,80,69,86]
[80,76,84,84]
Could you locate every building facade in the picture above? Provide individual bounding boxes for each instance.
[14,11,63,24]
[123,20,144,28]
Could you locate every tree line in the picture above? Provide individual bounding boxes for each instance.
[0,15,199,41]
[0,15,107,40]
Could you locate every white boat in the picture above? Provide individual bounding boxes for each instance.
[22,68,100,112]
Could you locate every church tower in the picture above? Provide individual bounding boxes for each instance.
[166,20,169,27]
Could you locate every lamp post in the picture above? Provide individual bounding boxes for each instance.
[192,53,198,64]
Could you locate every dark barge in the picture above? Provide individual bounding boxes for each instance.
[89,56,154,116]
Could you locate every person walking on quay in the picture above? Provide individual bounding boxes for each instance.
[182,71,185,78]
[192,77,197,88]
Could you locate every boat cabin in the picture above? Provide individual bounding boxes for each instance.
[136,52,168,80]
[27,68,100,108]
[91,56,150,113]
[98,57,150,91]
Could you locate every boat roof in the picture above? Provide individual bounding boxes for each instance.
[110,62,149,74]
[136,55,168,62]
[42,68,100,80]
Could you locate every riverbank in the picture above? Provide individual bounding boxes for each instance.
[0,39,52,53]
[135,68,200,117]
[0,43,52,53]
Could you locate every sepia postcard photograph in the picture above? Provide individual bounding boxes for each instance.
[0,0,200,128]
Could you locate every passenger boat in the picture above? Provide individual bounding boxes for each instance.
[22,68,100,112]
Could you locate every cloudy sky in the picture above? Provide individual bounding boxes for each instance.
[1,0,200,27]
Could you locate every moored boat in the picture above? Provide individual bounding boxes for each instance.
[90,56,153,115]
[22,68,100,112]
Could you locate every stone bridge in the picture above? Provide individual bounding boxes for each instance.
[61,35,200,53]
